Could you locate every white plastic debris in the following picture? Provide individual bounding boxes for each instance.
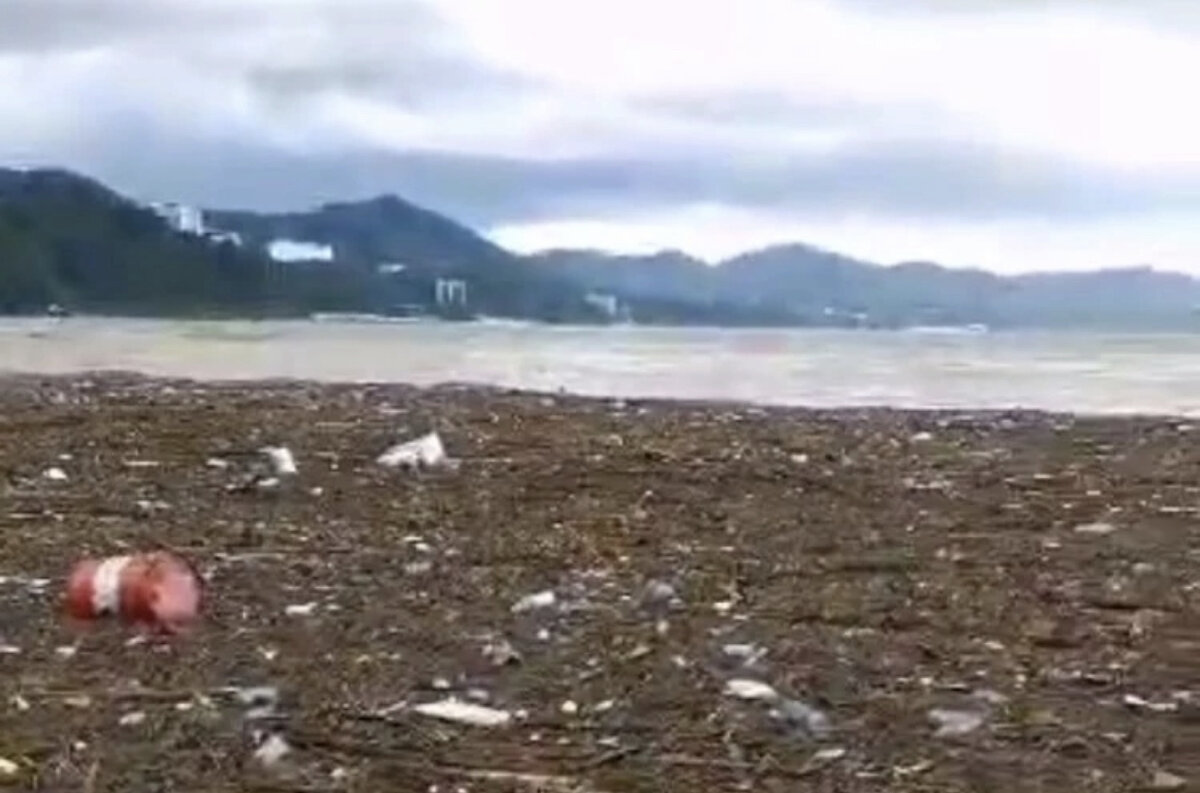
[1123,693,1178,713]
[206,457,230,469]
[284,602,318,617]
[911,431,934,443]
[482,638,522,666]
[512,590,557,613]
[560,700,579,716]
[771,698,832,739]
[929,707,985,737]
[1074,522,1117,536]
[377,432,447,470]
[42,467,68,482]
[723,644,768,666]
[812,747,846,762]
[253,733,291,766]
[1149,771,1187,790]
[261,446,298,476]
[0,644,20,656]
[118,711,146,727]
[0,757,18,778]
[724,679,780,702]
[412,698,512,728]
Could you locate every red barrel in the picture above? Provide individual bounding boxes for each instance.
[65,551,201,632]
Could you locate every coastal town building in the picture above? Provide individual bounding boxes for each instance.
[435,277,467,307]
[150,202,204,235]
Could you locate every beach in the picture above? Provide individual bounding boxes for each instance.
[1,373,1198,791]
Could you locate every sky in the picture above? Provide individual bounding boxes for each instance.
[1,0,1198,273]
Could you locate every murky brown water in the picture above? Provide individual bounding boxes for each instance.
[3,316,1200,415]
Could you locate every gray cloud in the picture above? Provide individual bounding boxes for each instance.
[1,0,1197,243]
[50,116,1200,229]
[836,0,1200,29]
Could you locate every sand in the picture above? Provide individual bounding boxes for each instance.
[0,373,1198,791]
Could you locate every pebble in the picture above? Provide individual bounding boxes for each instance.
[118,711,146,727]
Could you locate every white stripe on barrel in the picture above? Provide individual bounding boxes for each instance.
[91,555,132,616]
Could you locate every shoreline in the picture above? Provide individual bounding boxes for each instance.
[0,368,1193,422]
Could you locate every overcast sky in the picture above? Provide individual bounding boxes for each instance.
[2,0,1198,272]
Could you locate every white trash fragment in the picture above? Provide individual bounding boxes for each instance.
[55,645,77,659]
[1123,693,1178,713]
[10,695,29,712]
[971,688,1010,706]
[1150,770,1187,790]
[812,747,846,762]
[0,757,18,778]
[723,644,768,666]
[0,644,20,656]
[911,431,934,443]
[118,711,146,727]
[771,698,832,739]
[234,686,280,710]
[929,707,985,737]
[42,467,68,482]
[413,698,512,728]
[512,590,557,613]
[377,432,447,470]
[560,700,579,716]
[206,457,230,469]
[260,446,298,476]
[724,679,780,702]
[1074,522,1117,536]
[253,733,291,766]
[482,638,522,666]
[284,602,318,617]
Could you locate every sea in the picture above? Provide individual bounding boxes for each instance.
[2,316,1200,416]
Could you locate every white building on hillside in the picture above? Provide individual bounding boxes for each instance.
[151,202,205,235]
[267,239,335,262]
[584,291,620,318]
[435,278,467,306]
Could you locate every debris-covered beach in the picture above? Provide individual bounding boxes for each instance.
[2,373,1199,791]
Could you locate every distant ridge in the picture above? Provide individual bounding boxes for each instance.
[2,165,1199,329]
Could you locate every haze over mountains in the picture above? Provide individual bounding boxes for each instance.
[2,166,1199,330]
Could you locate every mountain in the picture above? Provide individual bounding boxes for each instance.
[208,197,597,321]
[3,165,1199,329]
[531,244,1200,330]
[0,168,279,315]
[0,169,600,321]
